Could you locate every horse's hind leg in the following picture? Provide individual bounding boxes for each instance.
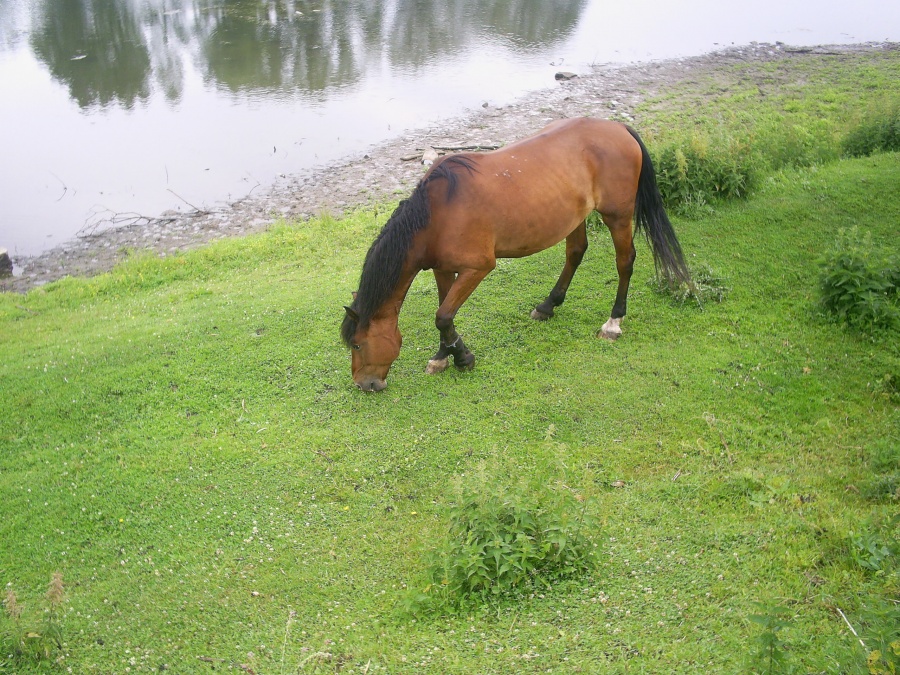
[531,222,588,321]
[599,212,636,340]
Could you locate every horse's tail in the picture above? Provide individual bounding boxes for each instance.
[625,126,691,286]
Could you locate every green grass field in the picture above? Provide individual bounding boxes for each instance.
[1,51,899,674]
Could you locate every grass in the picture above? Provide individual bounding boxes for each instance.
[637,47,900,212]
[1,52,900,674]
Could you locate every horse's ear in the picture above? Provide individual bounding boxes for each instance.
[344,306,359,322]
[351,291,358,300]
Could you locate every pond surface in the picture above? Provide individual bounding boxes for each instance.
[0,0,896,257]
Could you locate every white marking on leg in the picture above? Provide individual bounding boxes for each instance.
[600,317,622,340]
[425,357,450,375]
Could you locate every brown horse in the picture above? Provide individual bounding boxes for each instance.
[341,118,689,391]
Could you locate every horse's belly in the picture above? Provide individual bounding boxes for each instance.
[493,216,582,258]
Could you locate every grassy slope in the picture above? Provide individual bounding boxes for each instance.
[1,152,898,673]
[1,48,899,673]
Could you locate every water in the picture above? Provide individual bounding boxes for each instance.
[0,0,896,258]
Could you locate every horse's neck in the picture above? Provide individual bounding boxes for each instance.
[373,266,420,323]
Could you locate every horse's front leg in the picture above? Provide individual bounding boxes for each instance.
[426,270,456,374]
[426,267,492,374]
[600,213,636,340]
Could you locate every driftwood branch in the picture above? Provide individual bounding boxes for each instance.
[77,209,178,237]
[427,144,501,152]
[77,202,215,238]
[401,143,501,161]
[167,189,211,215]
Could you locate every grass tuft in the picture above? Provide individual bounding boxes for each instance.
[651,262,729,307]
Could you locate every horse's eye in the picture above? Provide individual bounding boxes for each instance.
[352,344,361,351]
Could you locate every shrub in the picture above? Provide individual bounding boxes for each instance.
[843,106,900,157]
[653,134,756,213]
[404,474,599,614]
[818,228,900,331]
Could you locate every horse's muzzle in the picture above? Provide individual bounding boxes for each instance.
[356,377,387,392]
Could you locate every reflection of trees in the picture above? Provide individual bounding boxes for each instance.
[387,0,587,68]
[31,0,152,109]
[197,0,366,95]
[0,0,26,52]
[25,0,587,109]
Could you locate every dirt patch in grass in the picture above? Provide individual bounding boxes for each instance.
[2,41,893,294]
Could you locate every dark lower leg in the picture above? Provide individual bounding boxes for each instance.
[610,246,635,319]
[600,214,635,339]
[532,223,588,320]
[433,320,474,370]
[427,268,491,372]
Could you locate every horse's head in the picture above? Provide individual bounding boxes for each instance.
[342,305,402,392]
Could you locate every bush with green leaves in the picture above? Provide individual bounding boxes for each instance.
[652,134,756,213]
[843,106,900,157]
[405,470,598,614]
[818,228,900,331]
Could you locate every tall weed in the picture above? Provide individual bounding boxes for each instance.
[747,602,793,675]
[1,573,65,669]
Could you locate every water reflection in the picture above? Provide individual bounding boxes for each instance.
[24,0,587,109]
[31,0,153,109]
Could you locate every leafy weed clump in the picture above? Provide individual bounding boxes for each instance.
[405,472,599,615]
[861,598,900,675]
[843,106,900,157]
[848,515,899,575]
[818,228,900,331]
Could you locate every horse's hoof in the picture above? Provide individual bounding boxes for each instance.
[454,351,475,371]
[425,357,450,375]
[530,308,552,321]
[599,317,622,341]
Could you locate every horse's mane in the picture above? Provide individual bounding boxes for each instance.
[341,155,476,346]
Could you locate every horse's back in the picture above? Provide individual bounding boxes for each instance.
[424,118,642,261]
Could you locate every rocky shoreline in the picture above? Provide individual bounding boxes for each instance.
[2,41,891,294]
